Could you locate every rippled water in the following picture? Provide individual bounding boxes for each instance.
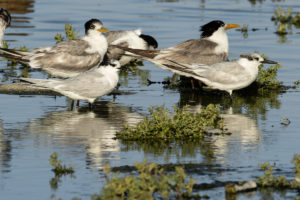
[1,0,300,199]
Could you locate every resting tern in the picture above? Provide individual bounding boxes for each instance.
[157,53,278,98]
[0,18,109,78]
[0,8,11,47]
[113,20,240,68]
[106,28,158,66]
[20,60,121,109]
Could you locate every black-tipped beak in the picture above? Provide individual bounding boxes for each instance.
[262,59,278,64]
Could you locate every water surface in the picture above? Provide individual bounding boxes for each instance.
[1,0,300,199]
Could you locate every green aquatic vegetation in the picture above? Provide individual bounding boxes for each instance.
[272,6,293,24]
[292,154,300,182]
[292,80,300,89]
[0,41,31,81]
[49,152,74,176]
[92,160,200,200]
[271,6,300,34]
[115,104,225,141]
[254,53,283,93]
[256,162,290,188]
[256,160,300,189]
[54,23,79,42]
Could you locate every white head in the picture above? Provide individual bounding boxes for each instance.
[84,18,109,36]
[108,59,121,71]
[240,53,277,64]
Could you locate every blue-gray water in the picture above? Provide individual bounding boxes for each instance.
[1,0,300,199]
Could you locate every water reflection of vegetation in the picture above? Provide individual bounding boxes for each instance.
[119,60,150,86]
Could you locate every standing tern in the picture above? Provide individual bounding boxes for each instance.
[20,60,121,109]
[0,18,109,78]
[157,53,278,99]
[113,20,240,68]
[106,29,158,66]
[0,8,11,47]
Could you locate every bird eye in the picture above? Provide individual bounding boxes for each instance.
[90,24,95,29]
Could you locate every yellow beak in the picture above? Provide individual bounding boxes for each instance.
[225,24,240,30]
[97,27,110,32]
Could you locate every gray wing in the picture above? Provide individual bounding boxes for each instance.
[107,41,129,60]
[160,39,227,65]
[106,31,129,44]
[55,70,112,98]
[31,40,102,73]
[195,62,251,85]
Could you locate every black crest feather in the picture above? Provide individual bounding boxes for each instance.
[84,19,103,34]
[0,8,11,27]
[200,20,225,38]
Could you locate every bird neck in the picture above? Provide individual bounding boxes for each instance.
[238,58,259,78]
[100,66,119,86]
[207,28,229,54]
[83,32,108,56]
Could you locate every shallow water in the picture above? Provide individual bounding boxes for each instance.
[1,0,300,199]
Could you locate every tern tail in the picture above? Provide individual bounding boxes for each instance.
[0,48,30,63]
[110,45,158,59]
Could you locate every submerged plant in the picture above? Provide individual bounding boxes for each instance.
[92,160,199,200]
[116,104,225,141]
[49,152,74,176]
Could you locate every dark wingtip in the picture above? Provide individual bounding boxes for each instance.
[139,34,158,49]
[0,8,11,27]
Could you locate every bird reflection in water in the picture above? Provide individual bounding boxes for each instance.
[26,101,143,169]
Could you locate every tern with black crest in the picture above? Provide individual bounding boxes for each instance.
[113,20,240,71]
[0,18,109,78]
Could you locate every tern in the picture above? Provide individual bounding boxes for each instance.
[106,29,158,66]
[0,8,11,47]
[113,20,240,68]
[20,60,121,109]
[156,53,278,99]
[0,18,109,78]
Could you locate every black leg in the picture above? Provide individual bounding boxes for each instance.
[88,103,92,110]
[71,100,74,110]
[76,100,80,107]
[190,79,195,90]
